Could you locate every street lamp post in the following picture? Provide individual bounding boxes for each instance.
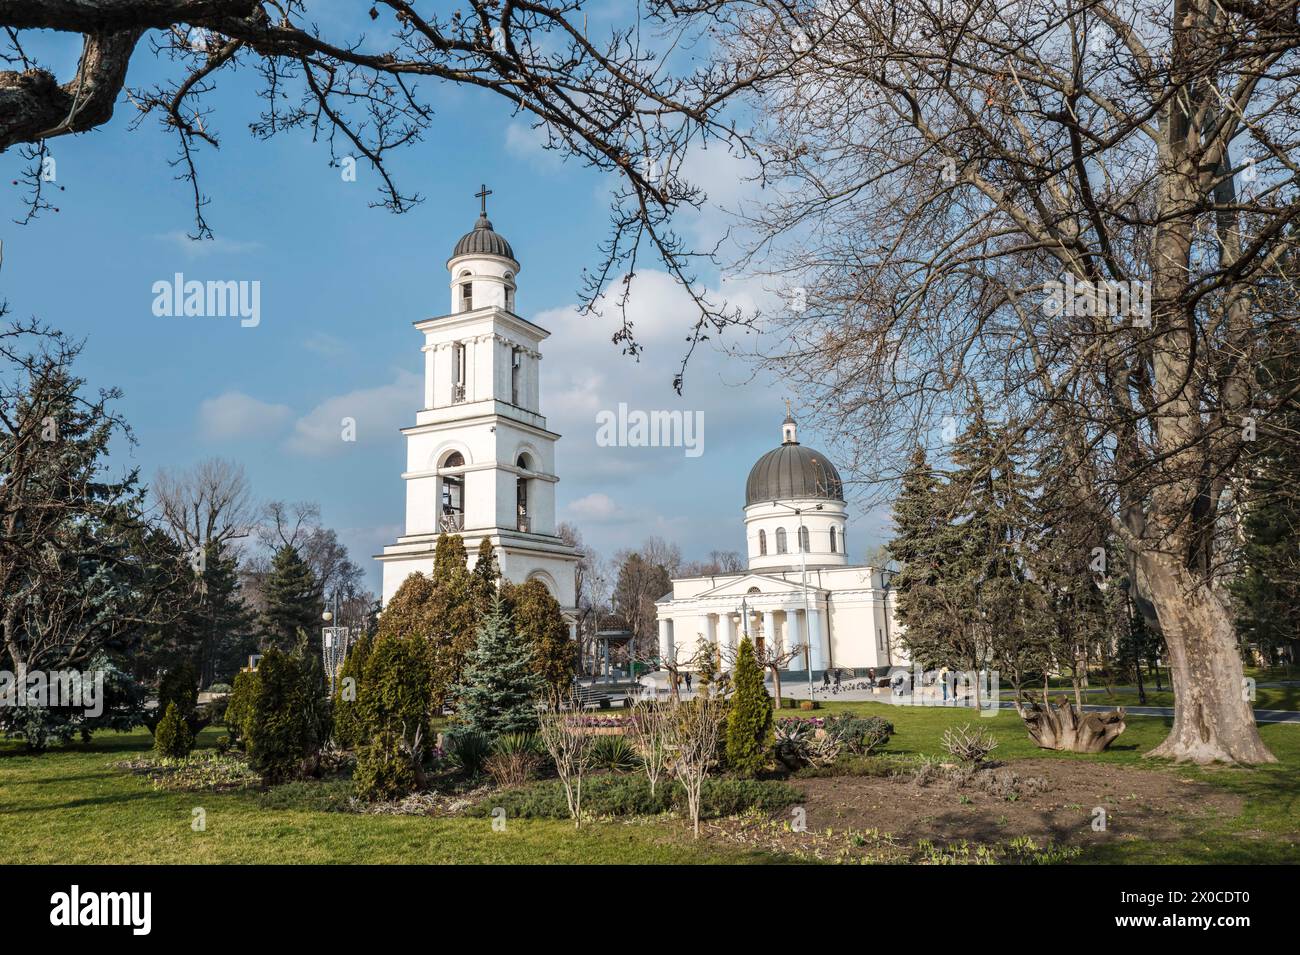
[321,592,351,696]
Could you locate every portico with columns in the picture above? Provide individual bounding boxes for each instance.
[655,412,906,676]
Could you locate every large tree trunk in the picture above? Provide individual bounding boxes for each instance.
[1141,553,1276,765]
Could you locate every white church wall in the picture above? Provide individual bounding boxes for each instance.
[745,497,850,572]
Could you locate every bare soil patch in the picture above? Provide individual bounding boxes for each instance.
[806,758,1238,844]
[701,758,1243,862]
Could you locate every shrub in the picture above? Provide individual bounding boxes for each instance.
[724,637,773,777]
[225,669,261,745]
[332,630,373,749]
[590,734,639,773]
[466,775,802,820]
[941,723,999,764]
[354,729,417,801]
[485,732,544,787]
[799,699,819,711]
[258,779,355,813]
[824,714,894,755]
[246,648,326,783]
[150,661,206,738]
[215,735,231,755]
[153,702,194,759]
[445,728,492,776]
[207,683,232,694]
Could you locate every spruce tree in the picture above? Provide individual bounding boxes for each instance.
[260,544,321,653]
[455,595,543,740]
[725,636,773,777]
[889,444,960,668]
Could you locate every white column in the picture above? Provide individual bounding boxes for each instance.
[807,606,824,672]
[423,347,435,409]
[658,617,674,661]
[704,613,717,649]
[764,611,777,656]
[721,612,736,654]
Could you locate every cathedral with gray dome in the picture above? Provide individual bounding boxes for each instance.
[655,412,907,676]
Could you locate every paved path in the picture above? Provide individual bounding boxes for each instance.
[638,680,1300,725]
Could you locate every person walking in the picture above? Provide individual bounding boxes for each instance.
[684,671,693,693]
[940,666,950,703]
[833,668,842,690]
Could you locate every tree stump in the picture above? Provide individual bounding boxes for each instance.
[1016,698,1126,753]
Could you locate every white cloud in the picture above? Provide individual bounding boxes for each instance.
[566,492,628,523]
[286,369,419,456]
[197,391,293,441]
[504,121,565,172]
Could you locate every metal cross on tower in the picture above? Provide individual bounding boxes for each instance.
[475,183,493,215]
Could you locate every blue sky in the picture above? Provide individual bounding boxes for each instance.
[0,20,891,592]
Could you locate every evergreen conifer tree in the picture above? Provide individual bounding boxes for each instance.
[455,595,542,740]
[725,636,772,776]
[260,544,321,653]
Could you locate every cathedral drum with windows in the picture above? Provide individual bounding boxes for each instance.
[655,412,907,677]
[377,193,580,620]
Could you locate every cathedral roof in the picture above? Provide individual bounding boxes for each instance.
[452,213,516,261]
[745,413,844,506]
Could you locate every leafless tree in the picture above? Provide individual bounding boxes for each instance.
[721,0,1300,764]
[627,699,670,796]
[153,456,255,552]
[665,696,725,838]
[537,692,594,829]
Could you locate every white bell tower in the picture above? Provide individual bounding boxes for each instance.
[378,187,580,612]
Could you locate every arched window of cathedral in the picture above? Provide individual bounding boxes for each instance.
[516,454,531,532]
[775,527,787,554]
[830,526,837,553]
[460,271,473,311]
[504,273,515,311]
[799,525,810,552]
[441,452,465,531]
[758,529,767,555]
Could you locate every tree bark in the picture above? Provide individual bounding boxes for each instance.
[1140,553,1276,764]
[1016,699,1126,754]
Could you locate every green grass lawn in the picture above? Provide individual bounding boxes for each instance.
[1,704,1296,864]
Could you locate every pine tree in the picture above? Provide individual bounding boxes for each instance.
[889,444,961,668]
[197,541,258,686]
[455,595,543,740]
[725,636,772,777]
[260,544,321,653]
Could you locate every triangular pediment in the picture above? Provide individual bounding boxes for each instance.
[692,573,823,599]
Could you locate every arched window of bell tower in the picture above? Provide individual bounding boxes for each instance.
[516,453,532,532]
[440,451,465,532]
